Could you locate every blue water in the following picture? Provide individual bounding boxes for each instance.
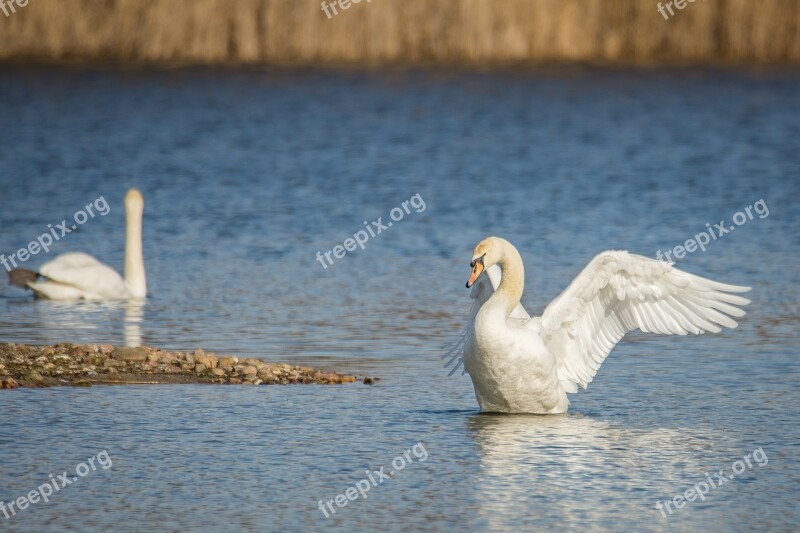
[0,66,798,532]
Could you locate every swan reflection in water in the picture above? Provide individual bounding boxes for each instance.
[465,413,729,530]
[31,298,145,347]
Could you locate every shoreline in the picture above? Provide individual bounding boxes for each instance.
[0,343,373,389]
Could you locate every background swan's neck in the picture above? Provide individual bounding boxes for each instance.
[124,204,146,298]
[494,240,524,316]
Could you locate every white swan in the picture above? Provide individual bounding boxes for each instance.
[445,236,750,414]
[8,189,147,300]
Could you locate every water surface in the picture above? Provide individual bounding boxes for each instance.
[0,66,798,531]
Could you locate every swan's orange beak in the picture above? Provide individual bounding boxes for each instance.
[466,260,485,288]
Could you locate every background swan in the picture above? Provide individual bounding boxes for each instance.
[8,189,147,300]
[445,236,750,414]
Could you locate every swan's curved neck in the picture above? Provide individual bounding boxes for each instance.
[124,205,146,298]
[494,240,524,316]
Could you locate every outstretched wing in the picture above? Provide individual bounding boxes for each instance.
[540,251,750,393]
[443,265,529,376]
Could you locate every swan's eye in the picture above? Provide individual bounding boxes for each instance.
[470,254,486,268]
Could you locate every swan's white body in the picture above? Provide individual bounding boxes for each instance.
[23,189,146,300]
[446,237,750,414]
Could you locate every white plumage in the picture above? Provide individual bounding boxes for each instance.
[446,237,750,414]
[32,252,131,300]
[13,189,147,301]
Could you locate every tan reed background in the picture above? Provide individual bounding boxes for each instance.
[0,0,798,64]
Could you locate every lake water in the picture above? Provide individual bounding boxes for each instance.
[0,66,798,532]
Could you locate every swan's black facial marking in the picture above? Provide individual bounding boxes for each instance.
[470,254,486,268]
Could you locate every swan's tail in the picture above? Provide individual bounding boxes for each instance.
[8,268,39,289]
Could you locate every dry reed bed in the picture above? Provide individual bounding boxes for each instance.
[0,0,798,64]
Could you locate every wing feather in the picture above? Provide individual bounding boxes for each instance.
[541,251,750,391]
[35,252,128,299]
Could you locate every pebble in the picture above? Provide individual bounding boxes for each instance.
[217,357,237,370]
[195,353,217,369]
[111,347,150,362]
[1,377,19,389]
[159,353,178,364]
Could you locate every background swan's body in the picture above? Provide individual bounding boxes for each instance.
[8,189,147,300]
[24,252,131,300]
[447,237,750,414]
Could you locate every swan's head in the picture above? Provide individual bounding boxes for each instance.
[124,188,144,214]
[466,236,504,288]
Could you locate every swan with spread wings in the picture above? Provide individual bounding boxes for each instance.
[444,237,750,414]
